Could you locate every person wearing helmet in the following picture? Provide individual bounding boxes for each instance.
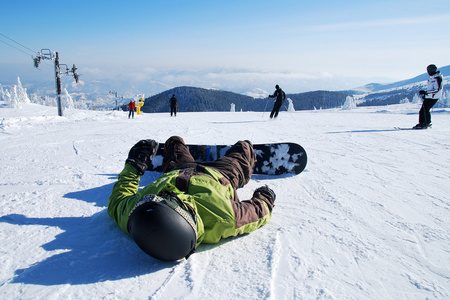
[107,136,276,261]
[413,64,444,129]
[268,84,286,119]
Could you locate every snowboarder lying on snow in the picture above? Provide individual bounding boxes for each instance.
[108,136,275,261]
[414,64,444,129]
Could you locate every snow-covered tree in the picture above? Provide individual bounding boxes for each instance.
[435,91,449,108]
[16,77,30,104]
[64,88,75,110]
[44,95,56,107]
[75,100,88,110]
[2,88,11,104]
[1,78,31,109]
[342,96,356,110]
[230,103,235,112]
[10,86,21,109]
[0,87,5,101]
[30,93,43,105]
[444,91,450,107]
[399,97,409,104]
[287,98,295,112]
[412,93,422,104]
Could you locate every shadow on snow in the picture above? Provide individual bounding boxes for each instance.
[0,170,258,286]
[327,128,400,134]
[0,172,174,286]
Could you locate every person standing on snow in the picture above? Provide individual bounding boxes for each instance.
[268,84,286,119]
[169,94,178,117]
[128,100,136,119]
[108,136,275,261]
[413,64,444,129]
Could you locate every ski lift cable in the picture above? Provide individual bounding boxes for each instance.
[0,33,54,69]
[0,33,81,85]
[0,39,34,56]
[0,32,39,56]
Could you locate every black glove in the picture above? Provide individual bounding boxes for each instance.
[254,185,276,203]
[419,90,427,95]
[125,139,159,175]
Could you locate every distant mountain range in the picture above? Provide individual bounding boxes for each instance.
[136,64,449,112]
[3,65,449,111]
[354,65,450,93]
[352,65,449,107]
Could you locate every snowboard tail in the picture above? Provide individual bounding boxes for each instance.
[147,142,307,175]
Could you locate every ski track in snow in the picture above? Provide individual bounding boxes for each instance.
[0,103,449,299]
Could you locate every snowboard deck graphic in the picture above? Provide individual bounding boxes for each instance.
[147,142,307,175]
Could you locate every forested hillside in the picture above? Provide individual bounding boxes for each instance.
[139,86,350,113]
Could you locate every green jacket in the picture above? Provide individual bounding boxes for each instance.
[108,164,273,248]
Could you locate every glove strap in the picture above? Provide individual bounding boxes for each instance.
[126,158,147,175]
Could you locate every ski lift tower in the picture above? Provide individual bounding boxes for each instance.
[33,49,79,116]
[109,91,122,110]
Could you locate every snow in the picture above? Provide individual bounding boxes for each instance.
[0,102,449,299]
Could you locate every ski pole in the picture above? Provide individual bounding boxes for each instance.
[262,98,270,118]
[283,104,295,119]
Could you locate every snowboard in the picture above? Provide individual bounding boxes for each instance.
[394,126,430,130]
[147,142,307,175]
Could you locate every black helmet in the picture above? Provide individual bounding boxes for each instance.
[127,193,197,261]
[427,64,437,76]
[275,84,280,89]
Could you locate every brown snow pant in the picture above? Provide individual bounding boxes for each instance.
[162,136,255,190]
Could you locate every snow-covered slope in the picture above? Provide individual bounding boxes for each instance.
[0,103,449,299]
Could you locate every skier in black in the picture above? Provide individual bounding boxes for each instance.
[170,94,178,117]
[413,64,444,129]
[268,85,286,119]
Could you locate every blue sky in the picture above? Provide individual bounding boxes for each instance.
[1,0,450,94]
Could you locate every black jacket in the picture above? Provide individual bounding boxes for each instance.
[269,88,286,104]
[170,96,178,107]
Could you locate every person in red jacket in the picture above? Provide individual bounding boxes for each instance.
[128,101,136,119]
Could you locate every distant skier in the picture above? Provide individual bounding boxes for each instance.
[108,136,275,261]
[128,101,136,119]
[268,85,286,119]
[170,94,178,117]
[413,64,444,129]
